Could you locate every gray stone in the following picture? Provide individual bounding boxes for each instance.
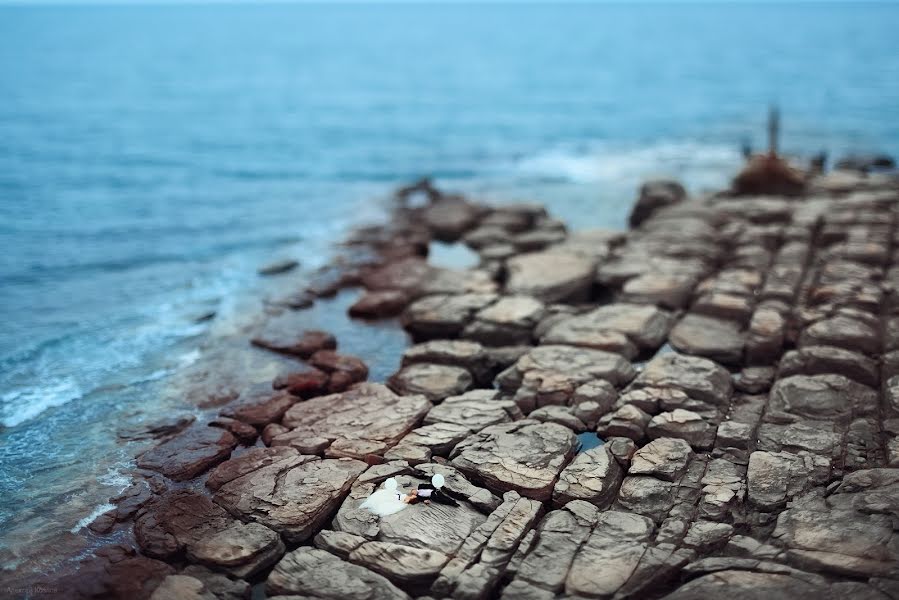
[505,251,596,303]
[669,313,745,365]
[553,444,623,508]
[629,438,694,482]
[388,363,474,403]
[632,353,732,405]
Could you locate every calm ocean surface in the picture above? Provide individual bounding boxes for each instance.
[1,1,898,570]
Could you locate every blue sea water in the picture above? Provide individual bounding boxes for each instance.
[1,1,898,572]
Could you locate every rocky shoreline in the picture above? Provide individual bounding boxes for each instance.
[14,161,899,599]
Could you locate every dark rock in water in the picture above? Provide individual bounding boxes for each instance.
[208,416,258,444]
[421,196,485,241]
[309,350,369,392]
[258,258,299,276]
[221,385,297,425]
[835,153,895,173]
[51,546,176,600]
[117,413,196,442]
[134,489,284,578]
[402,292,498,340]
[266,290,315,310]
[251,317,337,357]
[136,425,237,481]
[349,289,410,318]
[272,368,330,398]
[629,179,687,228]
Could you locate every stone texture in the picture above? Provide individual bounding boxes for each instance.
[423,389,523,430]
[279,383,431,457]
[349,289,410,318]
[462,296,545,346]
[505,251,596,303]
[545,303,673,352]
[388,363,474,402]
[630,438,694,482]
[136,426,237,482]
[648,410,717,449]
[251,320,337,358]
[401,293,497,340]
[778,345,878,387]
[451,420,577,501]
[669,313,745,365]
[768,374,877,422]
[553,444,623,508]
[496,344,635,392]
[266,547,410,600]
[134,490,283,578]
[400,339,491,383]
[631,352,733,405]
[210,447,367,543]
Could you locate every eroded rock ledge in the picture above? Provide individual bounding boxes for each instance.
[50,167,899,599]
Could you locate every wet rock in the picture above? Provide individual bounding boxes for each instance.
[462,296,546,346]
[769,374,877,422]
[208,416,258,445]
[211,449,367,543]
[631,352,733,406]
[309,350,369,392]
[778,345,878,387]
[388,363,473,403]
[136,426,237,482]
[221,386,296,426]
[648,410,716,450]
[630,179,687,228]
[117,413,196,442]
[799,314,880,355]
[401,293,497,340]
[451,420,577,501]
[496,345,635,392]
[272,368,330,398]
[669,313,745,365]
[630,438,694,482]
[52,548,176,600]
[258,258,298,276]
[266,547,410,600]
[553,444,622,508]
[134,490,283,578]
[251,321,337,358]
[349,290,410,318]
[596,404,651,442]
[505,251,596,303]
[401,339,491,383]
[423,389,522,430]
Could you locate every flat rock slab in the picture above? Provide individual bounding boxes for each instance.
[451,420,577,501]
[251,318,337,357]
[669,313,745,365]
[778,345,878,388]
[553,444,622,508]
[136,425,237,482]
[629,438,694,482]
[220,386,297,427]
[388,363,474,402]
[267,547,410,600]
[280,383,432,457]
[135,490,283,578]
[401,339,491,383]
[210,447,367,543]
[631,353,732,406]
[768,374,877,422]
[423,389,523,431]
[462,295,546,346]
[505,251,596,303]
[402,293,498,340]
[497,345,635,391]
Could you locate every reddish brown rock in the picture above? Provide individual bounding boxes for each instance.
[279,383,431,457]
[135,490,284,578]
[273,368,330,398]
[136,426,238,482]
[51,547,175,600]
[251,319,337,358]
[309,350,369,391]
[349,289,410,318]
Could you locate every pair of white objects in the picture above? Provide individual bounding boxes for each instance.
[359,473,446,517]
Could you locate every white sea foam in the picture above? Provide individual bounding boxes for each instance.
[70,502,116,534]
[510,140,743,189]
[0,378,83,428]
